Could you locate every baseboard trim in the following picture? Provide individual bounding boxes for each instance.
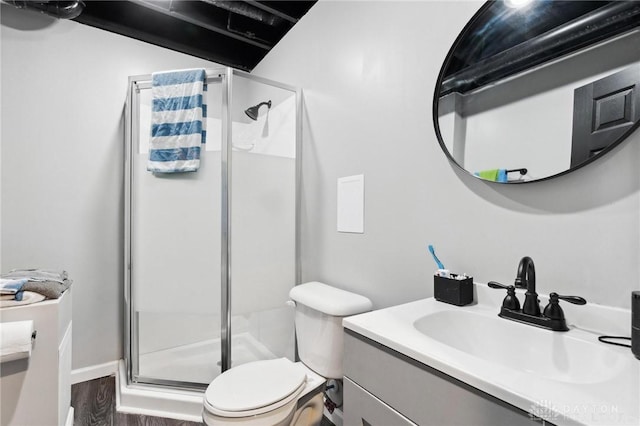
[71,360,119,384]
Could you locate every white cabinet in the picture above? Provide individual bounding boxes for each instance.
[1,290,73,426]
[343,330,542,426]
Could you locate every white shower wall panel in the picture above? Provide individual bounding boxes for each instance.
[231,152,296,316]
[131,151,222,315]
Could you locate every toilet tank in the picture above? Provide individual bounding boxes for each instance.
[289,282,372,379]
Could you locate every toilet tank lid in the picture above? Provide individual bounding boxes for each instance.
[289,281,372,316]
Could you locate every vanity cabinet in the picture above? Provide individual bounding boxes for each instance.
[0,290,73,426]
[343,330,543,426]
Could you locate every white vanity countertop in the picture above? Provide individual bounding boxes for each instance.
[343,285,639,426]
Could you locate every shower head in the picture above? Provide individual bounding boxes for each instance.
[245,100,272,121]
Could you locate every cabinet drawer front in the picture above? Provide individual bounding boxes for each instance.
[344,377,417,426]
[344,331,536,426]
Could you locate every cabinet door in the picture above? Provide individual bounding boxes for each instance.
[344,378,417,426]
[344,331,538,426]
[59,323,73,426]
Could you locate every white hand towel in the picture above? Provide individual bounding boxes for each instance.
[0,320,34,363]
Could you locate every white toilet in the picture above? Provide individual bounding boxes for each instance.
[202,281,373,426]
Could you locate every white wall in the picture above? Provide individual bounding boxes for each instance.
[0,5,222,369]
[254,0,640,310]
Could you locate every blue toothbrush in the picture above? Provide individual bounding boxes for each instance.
[428,245,445,270]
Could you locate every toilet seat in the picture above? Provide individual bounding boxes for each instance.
[204,358,307,418]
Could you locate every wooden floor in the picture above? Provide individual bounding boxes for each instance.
[71,376,203,425]
[71,376,335,426]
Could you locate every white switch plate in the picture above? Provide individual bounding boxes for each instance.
[337,174,364,233]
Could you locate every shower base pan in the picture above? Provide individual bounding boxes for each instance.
[118,332,278,421]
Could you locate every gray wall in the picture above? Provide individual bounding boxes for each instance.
[2,0,639,373]
[0,5,220,369]
[254,0,640,310]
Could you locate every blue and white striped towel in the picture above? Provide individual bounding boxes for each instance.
[148,69,207,173]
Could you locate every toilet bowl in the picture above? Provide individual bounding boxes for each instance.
[202,282,373,426]
[203,358,325,426]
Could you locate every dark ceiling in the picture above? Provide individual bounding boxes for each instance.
[71,0,317,71]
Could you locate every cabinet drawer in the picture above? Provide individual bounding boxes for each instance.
[344,330,537,426]
[344,377,417,426]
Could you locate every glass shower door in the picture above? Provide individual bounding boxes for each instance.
[229,72,299,369]
[125,69,301,389]
[129,74,225,387]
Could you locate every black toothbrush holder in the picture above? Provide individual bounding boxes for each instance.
[434,274,474,306]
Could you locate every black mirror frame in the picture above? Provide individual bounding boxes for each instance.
[432,1,640,185]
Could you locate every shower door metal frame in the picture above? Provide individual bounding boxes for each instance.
[123,67,302,390]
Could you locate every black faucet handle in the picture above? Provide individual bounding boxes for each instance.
[488,281,520,311]
[553,293,587,305]
[543,293,587,321]
[488,281,510,290]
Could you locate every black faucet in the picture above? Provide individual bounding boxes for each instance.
[488,256,587,331]
[515,256,540,316]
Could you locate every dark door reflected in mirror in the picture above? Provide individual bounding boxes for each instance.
[434,0,640,183]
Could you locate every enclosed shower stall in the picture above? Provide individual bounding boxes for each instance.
[124,68,301,390]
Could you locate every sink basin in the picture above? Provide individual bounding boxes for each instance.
[413,310,626,384]
[344,290,638,426]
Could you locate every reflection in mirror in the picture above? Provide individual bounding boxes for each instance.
[435,1,640,183]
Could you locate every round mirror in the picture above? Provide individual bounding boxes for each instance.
[433,1,640,183]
